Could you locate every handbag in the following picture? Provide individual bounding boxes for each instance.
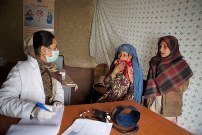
[79,105,140,134]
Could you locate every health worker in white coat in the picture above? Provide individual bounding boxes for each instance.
[0,30,64,121]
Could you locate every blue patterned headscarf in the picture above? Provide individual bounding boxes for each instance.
[113,44,143,103]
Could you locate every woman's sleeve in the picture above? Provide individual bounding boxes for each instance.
[0,65,35,119]
[176,80,190,94]
[103,73,114,87]
[122,86,134,100]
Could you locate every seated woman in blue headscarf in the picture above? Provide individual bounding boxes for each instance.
[97,44,143,103]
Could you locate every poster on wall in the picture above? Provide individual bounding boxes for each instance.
[23,0,54,38]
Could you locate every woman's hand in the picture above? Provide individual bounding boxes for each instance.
[111,60,126,78]
[114,61,126,74]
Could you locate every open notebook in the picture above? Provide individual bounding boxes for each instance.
[6,106,64,135]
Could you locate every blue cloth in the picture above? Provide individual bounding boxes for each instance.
[114,44,143,103]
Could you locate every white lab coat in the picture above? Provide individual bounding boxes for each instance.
[0,55,64,119]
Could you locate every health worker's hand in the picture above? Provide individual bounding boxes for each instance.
[31,104,56,122]
[53,101,63,109]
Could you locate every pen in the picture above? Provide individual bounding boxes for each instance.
[36,102,50,112]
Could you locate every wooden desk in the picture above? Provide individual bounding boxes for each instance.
[0,115,20,134]
[59,100,192,135]
[0,101,192,135]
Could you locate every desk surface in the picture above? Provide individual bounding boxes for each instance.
[59,100,192,135]
[0,100,192,135]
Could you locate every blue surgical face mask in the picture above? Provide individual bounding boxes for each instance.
[46,50,59,63]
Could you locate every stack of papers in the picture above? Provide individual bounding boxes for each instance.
[6,106,64,135]
[62,118,112,135]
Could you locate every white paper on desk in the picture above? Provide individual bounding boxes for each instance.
[6,106,64,135]
[62,118,112,135]
[6,125,58,135]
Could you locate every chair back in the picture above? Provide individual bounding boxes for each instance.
[94,64,109,86]
[55,55,64,70]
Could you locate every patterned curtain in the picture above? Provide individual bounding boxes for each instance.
[89,0,202,134]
